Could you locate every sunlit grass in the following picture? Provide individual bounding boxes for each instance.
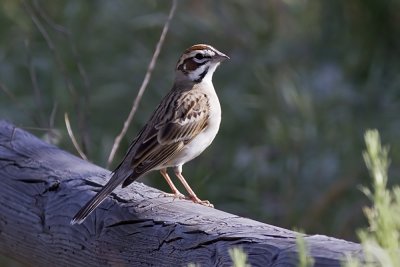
[343,129,400,266]
[229,247,251,267]
[295,231,314,267]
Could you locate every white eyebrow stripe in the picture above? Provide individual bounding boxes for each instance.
[176,49,216,69]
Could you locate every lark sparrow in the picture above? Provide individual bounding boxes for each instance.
[71,44,229,224]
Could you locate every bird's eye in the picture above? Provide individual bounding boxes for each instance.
[195,53,204,60]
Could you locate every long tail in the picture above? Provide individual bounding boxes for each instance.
[70,172,128,225]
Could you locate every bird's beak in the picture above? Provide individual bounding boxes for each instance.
[215,52,230,62]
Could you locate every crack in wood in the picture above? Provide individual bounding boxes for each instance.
[0,120,366,267]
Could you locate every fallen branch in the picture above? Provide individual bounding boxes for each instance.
[0,121,364,267]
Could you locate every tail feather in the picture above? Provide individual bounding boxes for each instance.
[70,173,127,225]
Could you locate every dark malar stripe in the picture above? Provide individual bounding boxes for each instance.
[194,67,209,83]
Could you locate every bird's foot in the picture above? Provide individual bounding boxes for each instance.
[189,196,214,208]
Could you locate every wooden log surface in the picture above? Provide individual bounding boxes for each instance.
[0,120,364,266]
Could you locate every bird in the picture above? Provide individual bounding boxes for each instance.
[71,44,229,225]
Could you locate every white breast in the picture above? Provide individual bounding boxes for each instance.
[168,83,221,167]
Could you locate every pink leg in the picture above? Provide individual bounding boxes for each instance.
[173,166,214,208]
[160,169,185,199]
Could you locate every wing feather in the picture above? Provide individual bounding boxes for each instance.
[158,91,209,144]
[120,89,210,188]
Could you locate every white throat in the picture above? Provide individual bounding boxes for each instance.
[188,62,220,84]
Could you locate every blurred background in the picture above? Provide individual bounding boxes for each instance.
[1,0,400,264]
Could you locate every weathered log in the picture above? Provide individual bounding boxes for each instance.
[0,120,363,266]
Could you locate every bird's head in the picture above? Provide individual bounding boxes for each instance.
[175,44,229,84]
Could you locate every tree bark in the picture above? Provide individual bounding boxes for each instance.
[0,120,363,267]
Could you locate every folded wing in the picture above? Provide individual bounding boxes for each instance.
[121,90,210,187]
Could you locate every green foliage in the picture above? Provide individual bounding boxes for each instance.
[228,247,251,267]
[1,0,400,252]
[295,232,315,267]
[343,130,400,266]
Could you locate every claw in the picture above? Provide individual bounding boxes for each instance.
[189,196,214,208]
